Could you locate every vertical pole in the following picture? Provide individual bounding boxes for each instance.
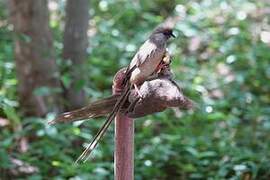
[113,68,134,180]
[114,113,134,180]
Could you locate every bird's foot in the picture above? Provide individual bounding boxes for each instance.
[134,84,143,99]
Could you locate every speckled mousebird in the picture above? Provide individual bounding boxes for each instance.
[75,26,175,163]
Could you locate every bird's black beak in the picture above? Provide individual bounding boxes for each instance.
[171,32,176,38]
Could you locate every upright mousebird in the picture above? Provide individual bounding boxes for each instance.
[75,25,175,163]
[127,26,175,91]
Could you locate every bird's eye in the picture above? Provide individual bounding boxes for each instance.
[162,30,175,38]
[163,31,170,35]
[163,30,172,36]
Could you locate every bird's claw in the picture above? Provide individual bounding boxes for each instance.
[134,84,143,99]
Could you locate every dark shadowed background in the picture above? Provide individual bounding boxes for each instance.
[0,0,270,179]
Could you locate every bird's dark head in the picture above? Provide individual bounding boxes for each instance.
[152,27,176,39]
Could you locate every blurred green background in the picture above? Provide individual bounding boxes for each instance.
[1,0,270,179]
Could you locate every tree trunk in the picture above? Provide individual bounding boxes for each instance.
[8,0,62,116]
[62,0,90,110]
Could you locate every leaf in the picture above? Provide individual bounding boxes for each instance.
[3,106,20,126]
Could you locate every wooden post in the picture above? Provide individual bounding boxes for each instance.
[112,68,134,180]
[114,113,134,180]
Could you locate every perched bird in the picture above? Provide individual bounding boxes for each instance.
[53,26,176,163]
[76,26,175,163]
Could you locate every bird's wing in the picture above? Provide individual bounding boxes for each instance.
[129,40,158,68]
[122,40,158,86]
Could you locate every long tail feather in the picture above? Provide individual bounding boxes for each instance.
[48,95,120,125]
[75,86,132,163]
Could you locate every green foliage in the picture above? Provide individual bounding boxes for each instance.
[1,0,270,179]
